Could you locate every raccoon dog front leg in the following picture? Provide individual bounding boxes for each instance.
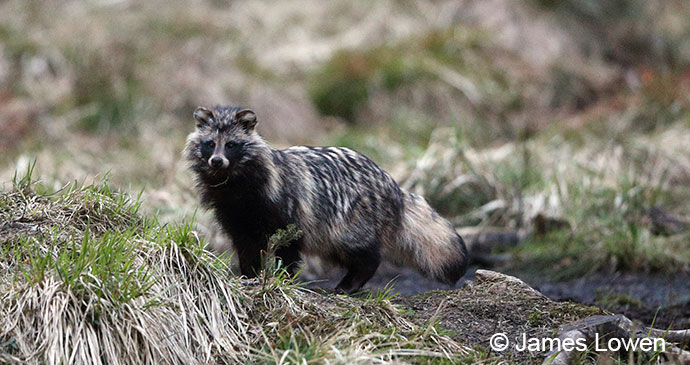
[234,238,263,278]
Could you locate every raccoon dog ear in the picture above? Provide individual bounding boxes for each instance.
[193,107,214,129]
[236,109,257,131]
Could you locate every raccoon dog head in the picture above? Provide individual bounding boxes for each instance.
[186,105,263,175]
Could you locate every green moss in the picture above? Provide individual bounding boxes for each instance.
[544,302,607,323]
[527,310,544,326]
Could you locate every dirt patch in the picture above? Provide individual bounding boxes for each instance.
[304,265,617,363]
[393,270,607,364]
[304,263,690,362]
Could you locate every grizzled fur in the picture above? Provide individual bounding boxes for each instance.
[185,105,468,293]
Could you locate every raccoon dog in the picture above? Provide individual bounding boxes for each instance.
[185,105,468,293]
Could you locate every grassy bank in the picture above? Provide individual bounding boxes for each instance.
[0,166,476,364]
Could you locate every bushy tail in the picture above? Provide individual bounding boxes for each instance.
[386,192,469,285]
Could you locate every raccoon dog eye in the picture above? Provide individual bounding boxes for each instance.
[225,141,237,149]
[204,140,215,148]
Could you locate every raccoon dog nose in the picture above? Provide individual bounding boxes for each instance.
[210,156,224,168]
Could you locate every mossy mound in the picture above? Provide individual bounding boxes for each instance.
[397,270,608,363]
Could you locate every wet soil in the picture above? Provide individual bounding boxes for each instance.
[302,262,690,330]
[521,271,690,330]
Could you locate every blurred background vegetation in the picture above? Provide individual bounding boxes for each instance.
[1,0,689,302]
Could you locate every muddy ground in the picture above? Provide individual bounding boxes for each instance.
[302,262,690,330]
[304,263,689,363]
[527,272,690,330]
